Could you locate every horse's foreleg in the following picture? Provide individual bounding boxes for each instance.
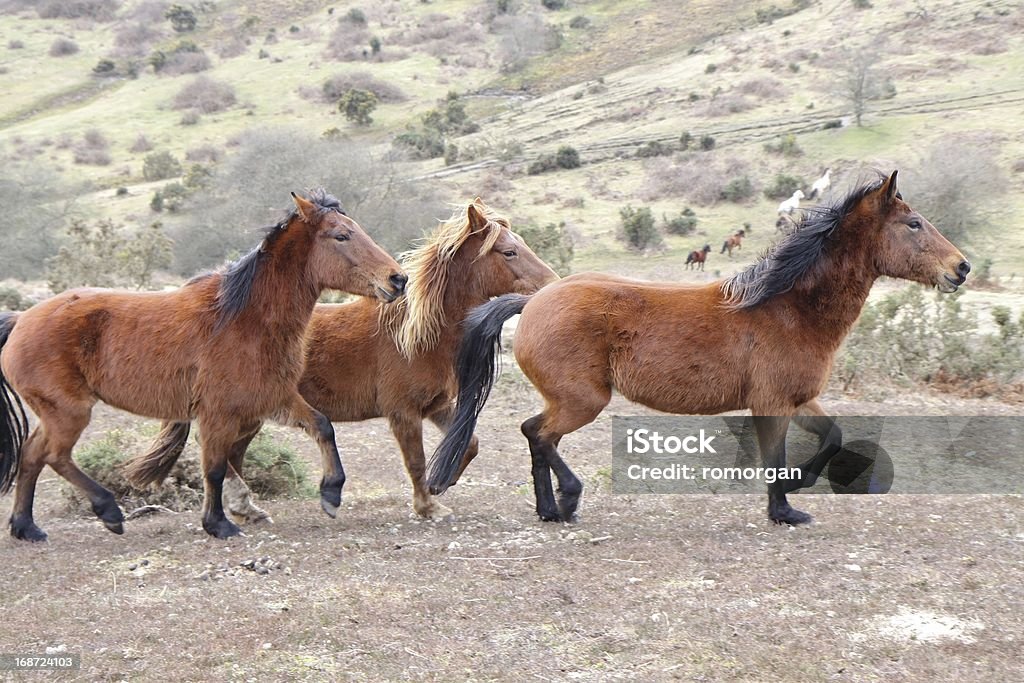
[786,399,842,493]
[390,412,451,520]
[752,414,812,525]
[221,422,273,524]
[197,419,244,539]
[275,394,344,519]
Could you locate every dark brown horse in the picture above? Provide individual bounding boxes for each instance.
[685,244,712,271]
[123,199,559,522]
[0,190,406,540]
[427,172,970,525]
[720,228,746,257]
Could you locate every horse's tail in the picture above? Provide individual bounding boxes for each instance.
[427,293,530,495]
[685,253,694,264]
[721,241,728,254]
[122,421,191,488]
[0,313,28,496]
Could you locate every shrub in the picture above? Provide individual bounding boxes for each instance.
[37,0,121,21]
[185,144,222,163]
[699,135,716,150]
[763,173,803,200]
[679,132,693,150]
[636,141,672,158]
[73,129,112,166]
[444,143,459,166]
[92,58,117,75]
[527,154,558,175]
[172,76,236,113]
[49,38,79,57]
[338,88,378,125]
[47,219,172,292]
[705,63,717,74]
[822,119,843,130]
[663,208,698,236]
[319,71,406,103]
[143,151,183,180]
[179,110,201,125]
[8,40,25,49]
[755,0,811,24]
[569,15,590,29]
[555,145,581,169]
[345,8,367,25]
[542,0,566,9]
[0,286,27,311]
[517,221,574,276]
[165,4,197,32]
[392,92,477,159]
[763,133,803,157]
[720,176,755,202]
[618,205,662,251]
[369,36,381,55]
[115,186,129,196]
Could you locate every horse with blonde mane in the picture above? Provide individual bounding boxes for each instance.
[428,172,971,526]
[124,199,559,520]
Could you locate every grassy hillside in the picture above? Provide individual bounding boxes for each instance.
[1,0,1023,290]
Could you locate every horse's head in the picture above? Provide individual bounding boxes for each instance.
[794,190,806,200]
[293,192,407,302]
[867,171,970,292]
[464,201,559,297]
[702,244,712,253]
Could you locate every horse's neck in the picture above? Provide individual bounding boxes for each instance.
[782,250,875,350]
[436,273,488,351]
[246,242,320,339]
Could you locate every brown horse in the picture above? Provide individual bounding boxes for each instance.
[427,172,970,525]
[720,228,746,257]
[123,199,559,522]
[685,244,712,271]
[0,190,406,541]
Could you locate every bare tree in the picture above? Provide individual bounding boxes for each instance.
[833,46,894,126]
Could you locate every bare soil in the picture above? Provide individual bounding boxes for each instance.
[1,385,1022,682]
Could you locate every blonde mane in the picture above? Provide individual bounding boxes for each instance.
[382,200,507,358]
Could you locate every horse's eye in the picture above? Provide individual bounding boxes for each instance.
[907,220,921,232]
[334,233,350,242]
[502,250,517,258]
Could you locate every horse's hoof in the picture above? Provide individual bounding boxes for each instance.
[537,509,561,522]
[103,520,125,535]
[203,517,242,539]
[769,505,813,526]
[10,518,48,542]
[416,501,453,520]
[320,498,340,519]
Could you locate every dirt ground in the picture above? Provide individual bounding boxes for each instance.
[1,380,1022,682]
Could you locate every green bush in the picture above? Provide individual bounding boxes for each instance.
[569,15,590,29]
[636,141,672,158]
[243,432,315,498]
[763,173,803,200]
[720,176,755,202]
[47,219,172,292]
[763,134,802,157]
[393,92,477,159]
[165,4,197,32]
[679,131,693,150]
[618,205,662,251]
[555,145,581,169]
[527,154,558,175]
[143,151,183,181]
[0,286,27,311]
[338,88,378,125]
[517,221,574,276]
[699,134,716,151]
[663,208,698,236]
[542,0,566,9]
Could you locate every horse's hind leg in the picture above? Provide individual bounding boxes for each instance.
[196,418,244,538]
[9,428,50,541]
[752,414,811,525]
[786,399,842,493]
[221,422,273,524]
[521,388,609,522]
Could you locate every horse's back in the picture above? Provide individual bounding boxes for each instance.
[3,284,215,418]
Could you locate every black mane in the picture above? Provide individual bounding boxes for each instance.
[211,189,345,330]
[720,176,884,309]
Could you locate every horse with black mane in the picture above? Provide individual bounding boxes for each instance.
[685,244,712,271]
[0,190,406,540]
[427,172,970,526]
[720,229,746,257]
[123,199,559,522]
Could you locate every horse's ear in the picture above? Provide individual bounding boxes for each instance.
[467,201,488,233]
[880,170,899,204]
[291,191,317,222]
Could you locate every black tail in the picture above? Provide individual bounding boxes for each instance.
[0,313,28,495]
[123,421,191,488]
[427,293,530,495]
[721,241,728,254]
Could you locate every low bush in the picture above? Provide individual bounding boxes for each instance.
[719,175,755,202]
[636,140,672,158]
[763,173,803,200]
[143,151,182,180]
[663,208,698,235]
[49,38,79,57]
[172,76,236,113]
[618,205,662,251]
[517,221,574,276]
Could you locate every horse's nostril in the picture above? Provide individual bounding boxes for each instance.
[957,260,971,277]
[389,273,408,293]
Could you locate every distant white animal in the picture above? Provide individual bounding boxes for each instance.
[809,168,831,200]
[777,189,805,215]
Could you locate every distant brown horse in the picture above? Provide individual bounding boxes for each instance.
[123,199,559,521]
[0,190,406,541]
[428,172,970,525]
[685,244,712,271]
[720,228,746,257]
